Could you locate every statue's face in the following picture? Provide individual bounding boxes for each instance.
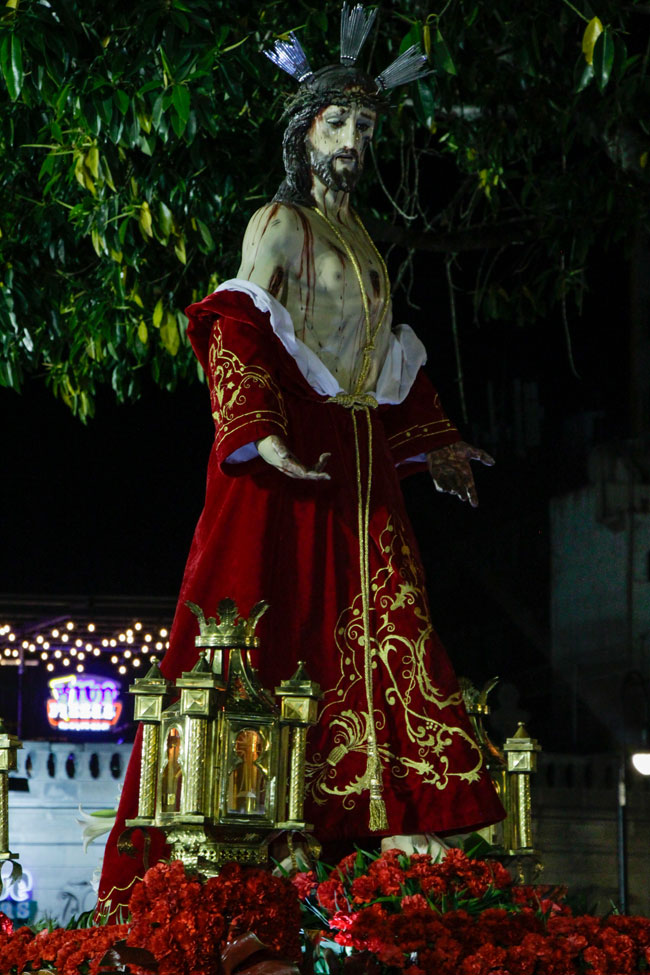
[305,103,376,194]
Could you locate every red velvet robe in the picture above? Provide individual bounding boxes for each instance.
[97,288,504,917]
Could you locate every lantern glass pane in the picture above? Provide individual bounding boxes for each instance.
[228,728,267,815]
[160,727,183,812]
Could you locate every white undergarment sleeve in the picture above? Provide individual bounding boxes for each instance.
[214,279,427,463]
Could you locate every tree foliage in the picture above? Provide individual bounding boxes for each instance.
[1,0,649,418]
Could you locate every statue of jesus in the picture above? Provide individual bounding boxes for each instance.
[98,8,504,918]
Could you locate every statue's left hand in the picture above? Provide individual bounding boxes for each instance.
[426,441,495,508]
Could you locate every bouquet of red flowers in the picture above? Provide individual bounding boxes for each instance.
[3,851,650,974]
[0,919,130,975]
[125,859,302,974]
[0,859,302,975]
[293,848,650,974]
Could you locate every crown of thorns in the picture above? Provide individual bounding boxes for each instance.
[263,3,430,93]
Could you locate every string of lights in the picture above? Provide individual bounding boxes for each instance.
[0,619,171,675]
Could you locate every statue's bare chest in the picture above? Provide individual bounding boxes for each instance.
[286,211,387,328]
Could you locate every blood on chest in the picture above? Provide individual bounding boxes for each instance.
[311,239,383,303]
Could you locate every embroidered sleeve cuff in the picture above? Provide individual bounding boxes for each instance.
[215,415,288,470]
[387,419,460,467]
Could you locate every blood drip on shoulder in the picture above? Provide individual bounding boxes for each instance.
[294,207,316,330]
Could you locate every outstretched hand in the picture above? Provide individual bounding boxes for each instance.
[426,441,495,508]
[256,434,331,481]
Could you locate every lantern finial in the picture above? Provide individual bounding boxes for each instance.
[186,598,268,648]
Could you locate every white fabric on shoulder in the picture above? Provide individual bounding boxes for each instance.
[213,279,427,462]
[375,323,427,406]
[214,279,427,405]
[215,279,341,398]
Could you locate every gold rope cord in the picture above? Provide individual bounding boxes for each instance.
[313,207,390,396]
[314,206,391,830]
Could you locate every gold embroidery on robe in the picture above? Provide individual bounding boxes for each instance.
[209,326,288,450]
[306,517,483,810]
[387,419,458,451]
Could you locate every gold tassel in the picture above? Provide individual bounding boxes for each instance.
[326,744,348,766]
[369,796,389,832]
[368,756,389,832]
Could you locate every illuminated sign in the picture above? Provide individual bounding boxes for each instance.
[0,865,37,922]
[46,674,122,731]
[0,866,33,903]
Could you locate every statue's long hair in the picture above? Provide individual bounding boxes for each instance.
[273,66,387,207]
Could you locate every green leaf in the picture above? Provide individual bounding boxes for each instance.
[152,93,164,130]
[582,16,603,66]
[593,30,615,91]
[159,46,173,78]
[152,298,164,328]
[158,201,174,237]
[160,310,180,355]
[172,84,190,124]
[432,29,456,75]
[415,80,436,130]
[138,201,153,237]
[99,95,113,126]
[613,35,628,81]
[462,831,497,859]
[399,25,420,56]
[195,218,214,249]
[1,33,24,100]
[114,89,130,115]
[171,109,187,138]
[170,9,189,32]
[174,235,186,264]
[576,59,594,92]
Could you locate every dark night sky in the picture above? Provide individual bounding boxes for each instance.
[1,377,213,597]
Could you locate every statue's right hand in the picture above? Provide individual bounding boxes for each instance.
[256,435,331,481]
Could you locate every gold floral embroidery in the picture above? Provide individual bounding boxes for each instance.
[208,323,288,451]
[306,516,484,809]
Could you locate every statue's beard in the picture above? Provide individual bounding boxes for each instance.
[307,143,363,194]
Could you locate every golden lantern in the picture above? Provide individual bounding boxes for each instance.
[0,716,22,889]
[125,599,322,874]
[502,722,541,854]
[459,677,542,871]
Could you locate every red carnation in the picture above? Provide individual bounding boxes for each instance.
[291,869,317,900]
[400,893,429,913]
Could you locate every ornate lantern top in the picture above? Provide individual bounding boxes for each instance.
[459,675,500,717]
[0,717,21,761]
[187,598,268,649]
[276,660,323,700]
[504,722,541,753]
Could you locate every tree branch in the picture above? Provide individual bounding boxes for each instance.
[363,215,536,254]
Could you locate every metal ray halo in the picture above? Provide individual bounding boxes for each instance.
[340,3,378,65]
[263,31,314,84]
[375,44,430,91]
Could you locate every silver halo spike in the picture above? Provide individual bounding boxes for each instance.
[340,3,378,65]
[375,44,430,91]
[263,32,314,83]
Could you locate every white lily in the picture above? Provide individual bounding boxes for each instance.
[76,805,116,854]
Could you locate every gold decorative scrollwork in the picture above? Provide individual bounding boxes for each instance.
[209,326,288,451]
[306,516,484,809]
